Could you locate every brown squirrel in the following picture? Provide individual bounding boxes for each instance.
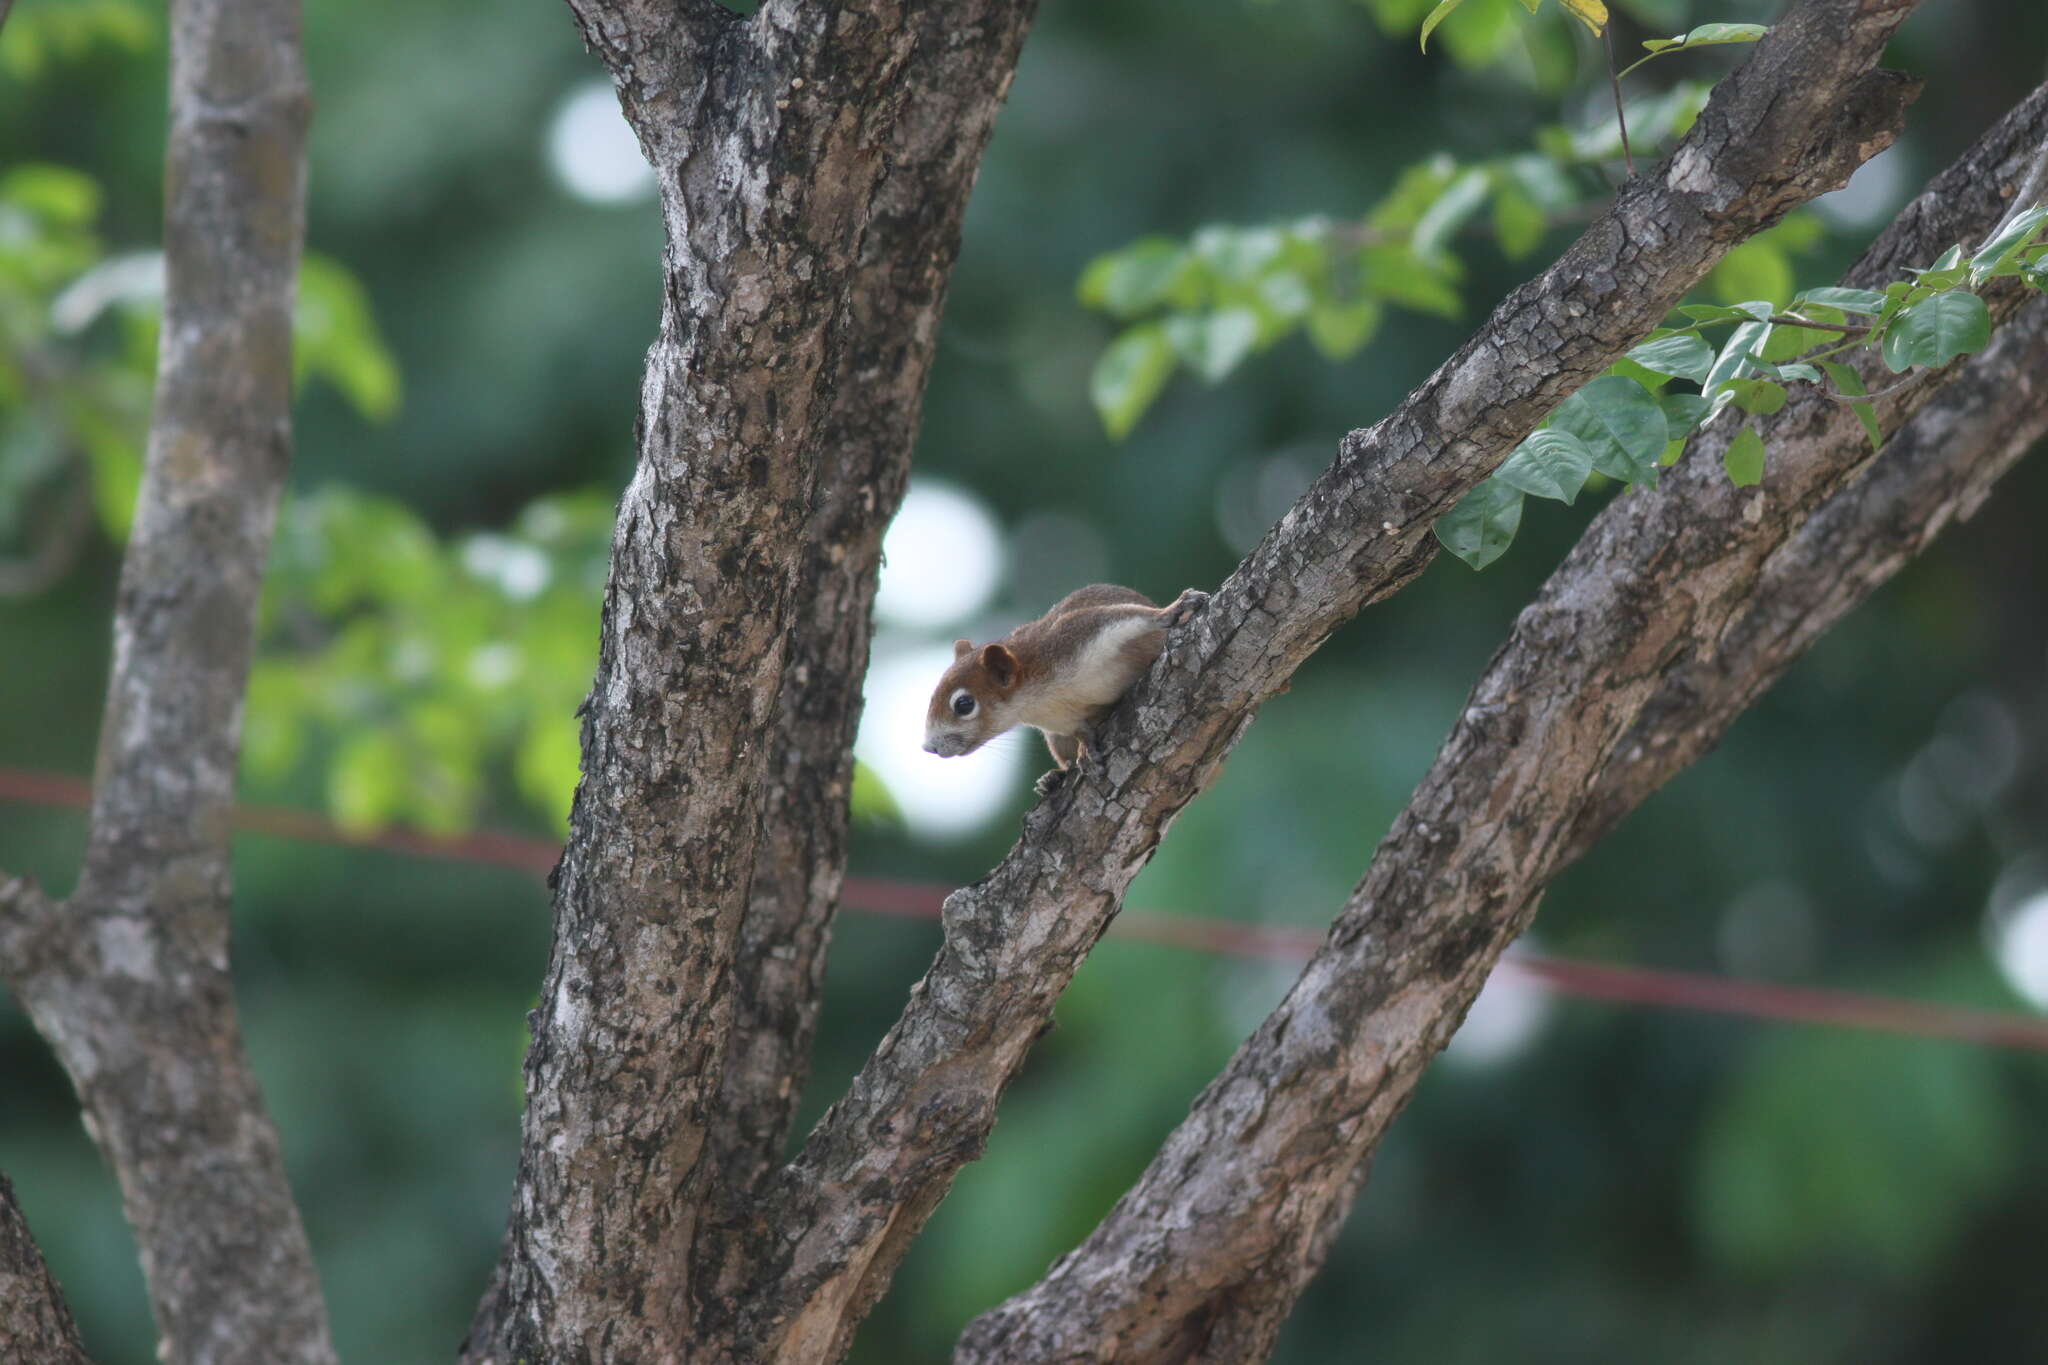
[923,583,1208,789]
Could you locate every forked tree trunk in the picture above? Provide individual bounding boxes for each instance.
[8,1,2047,1363]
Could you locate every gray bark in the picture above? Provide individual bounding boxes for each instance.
[957,82,2048,1365]
[0,1172,93,1365]
[461,1,1038,1360]
[761,2,1918,1356]
[0,0,328,1362]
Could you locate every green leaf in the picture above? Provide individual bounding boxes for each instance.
[1973,204,2048,285]
[514,713,582,831]
[1165,308,1261,383]
[1090,325,1177,440]
[1496,429,1595,504]
[295,254,403,421]
[1880,290,1991,372]
[0,164,103,226]
[1360,244,1462,319]
[1253,269,1314,325]
[1726,378,1787,416]
[1305,297,1383,361]
[1369,158,1458,234]
[1434,477,1523,570]
[1773,362,1822,384]
[1411,168,1490,260]
[1625,332,1714,382]
[1607,357,1670,393]
[330,728,409,833]
[1676,303,1753,324]
[1489,177,1546,261]
[1793,286,1887,315]
[849,761,901,827]
[1556,0,1607,36]
[1702,317,1771,415]
[1550,375,1668,483]
[1820,362,1883,451]
[1643,21,1766,51]
[1722,426,1765,486]
[1658,392,1710,443]
[1436,0,1522,66]
[1418,0,1466,51]
[1760,319,1830,364]
[1710,240,1793,308]
[1077,238,1194,319]
[1190,225,1286,281]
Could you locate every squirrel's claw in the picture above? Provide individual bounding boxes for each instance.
[1165,587,1210,628]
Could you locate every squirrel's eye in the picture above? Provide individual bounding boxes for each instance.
[951,691,976,718]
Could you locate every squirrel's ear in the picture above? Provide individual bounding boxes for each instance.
[953,638,974,660]
[980,643,1018,689]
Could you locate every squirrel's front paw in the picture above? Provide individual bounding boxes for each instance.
[1034,767,1069,798]
[1165,587,1210,628]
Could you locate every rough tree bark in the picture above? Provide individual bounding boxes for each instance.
[13,0,2042,1361]
[956,83,2048,1365]
[465,1,1934,1360]
[0,1173,93,1365]
[0,1,326,1363]
[461,1,1038,1359]
[740,4,1919,1358]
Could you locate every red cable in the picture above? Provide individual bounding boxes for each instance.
[4,764,2045,1053]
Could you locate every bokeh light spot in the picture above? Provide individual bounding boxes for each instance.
[546,82,655,206]
[875,482,1003,630]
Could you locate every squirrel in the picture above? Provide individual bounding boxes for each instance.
[923,583,1209,792]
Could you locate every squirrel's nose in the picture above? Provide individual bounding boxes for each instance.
[923,740,940,754]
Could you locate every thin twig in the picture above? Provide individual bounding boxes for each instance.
[1605,22,1635,178]
[1766,312,1875,333]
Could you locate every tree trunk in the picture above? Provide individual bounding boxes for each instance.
[461,2,1038,1359]
[0,0,328,1361]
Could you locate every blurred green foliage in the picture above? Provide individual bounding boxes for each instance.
[3,0,2048,1363]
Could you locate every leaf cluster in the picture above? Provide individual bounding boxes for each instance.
[1082,84,1714,439]
[1435,213,2046,568]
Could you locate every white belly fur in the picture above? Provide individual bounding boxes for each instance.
[1015,613,1159,737]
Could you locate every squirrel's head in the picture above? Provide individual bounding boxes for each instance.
[923,638,1021,758]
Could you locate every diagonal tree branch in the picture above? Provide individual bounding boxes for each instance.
[0,0,326,1361]
[748,1,1921,1353]
[957,82,2048,1364]
[0,1170,93,1365]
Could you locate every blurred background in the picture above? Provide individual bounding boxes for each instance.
[4,0,2048,1360]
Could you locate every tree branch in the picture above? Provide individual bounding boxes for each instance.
[751,0,1923,1354]
[0,1171,92,1365]
[0,1,327,1361]
[957,80,2048,1364]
